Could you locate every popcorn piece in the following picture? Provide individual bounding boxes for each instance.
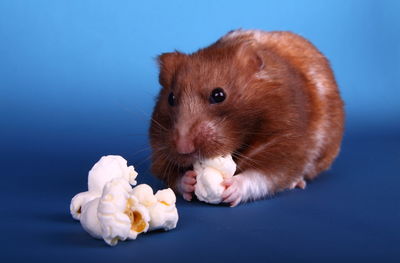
[98,178,150,246]
[79,198,102,239]
[70,155,137,220]
[70,191,98,220]
[88,155,138,194]
[132,186,179,231]
[131,184,158,207]
[70,155,179,246]
[194,155,237,204]
[155,188,176,206]
[148,189,178,231]
[197,155,237,178]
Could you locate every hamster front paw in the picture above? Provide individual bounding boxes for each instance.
[222,176,243,207]
[289,178,307,190]
[178,170,197,201]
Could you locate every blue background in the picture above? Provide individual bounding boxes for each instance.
[1,0,399,262]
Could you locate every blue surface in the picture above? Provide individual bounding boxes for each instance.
[1,0,399,262]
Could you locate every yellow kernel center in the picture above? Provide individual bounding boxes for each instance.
[131,211,147,233]
[124,200,147,233]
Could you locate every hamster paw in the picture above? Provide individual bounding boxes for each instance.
[222,177,242,207]
[289,178,307,190]
[178,170,197,201]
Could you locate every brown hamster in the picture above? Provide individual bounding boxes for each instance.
[149,29,344,206]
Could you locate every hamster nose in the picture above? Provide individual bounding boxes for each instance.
[175,136,195,155]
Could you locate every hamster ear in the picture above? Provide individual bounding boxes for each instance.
[236,44,265,73]
[157,51,186,87]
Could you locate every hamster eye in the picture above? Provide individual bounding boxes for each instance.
[209,88,226,104]
[168,92,176,106]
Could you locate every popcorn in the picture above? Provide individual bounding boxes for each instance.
[78,178,150,246]
[155,188,176,206]
[148,189,178,231]
[79,198,102,239]
[70,191,98,220]
[97,178,150,246]
[194,155,237,204]
[131,184,158,207]
[70,155,179,246]
[131,185,178,231]
[70,155,138,220]
[88,155,138,193]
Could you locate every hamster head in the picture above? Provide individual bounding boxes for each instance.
[150,37,281,168]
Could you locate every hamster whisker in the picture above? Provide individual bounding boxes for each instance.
[151,150,172,181]
[136,146,169,168]
[231,151,262,171]
[129,146,152,158]
[164,157,177,187]
[231,154,259,172]
[150,118,169,132]
[214,135,252,151]
[231,131,279,137]
[126,133,151,137]
[165,157,174,181]
[123,102,169,132]
[208,137,233,157]
[133,152,155,168]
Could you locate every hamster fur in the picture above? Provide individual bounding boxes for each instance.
[149,29,344,206]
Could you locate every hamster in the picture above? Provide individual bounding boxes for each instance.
[149,29,344,207]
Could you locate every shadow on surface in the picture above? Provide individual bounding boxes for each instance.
[33,211,74,224]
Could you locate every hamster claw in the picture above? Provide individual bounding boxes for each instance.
[183,193,193,201]
[290,178,307,190]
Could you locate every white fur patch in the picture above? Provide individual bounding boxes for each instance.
[254,71,270,80]
[302,115,330,178]
[250,30,263,42]
[308,66,329,97]
[236,170,272,202]
[222,29,265,43]
[300,51,333,177]
[301,68,330,177]
[222,30,248,40]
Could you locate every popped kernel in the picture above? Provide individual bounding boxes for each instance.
[97,178,150,246]
[70,155,138,220]
[70,155,179,246]
[148,188,178,231]
[131,185,178,231]
[194,155,237,204]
